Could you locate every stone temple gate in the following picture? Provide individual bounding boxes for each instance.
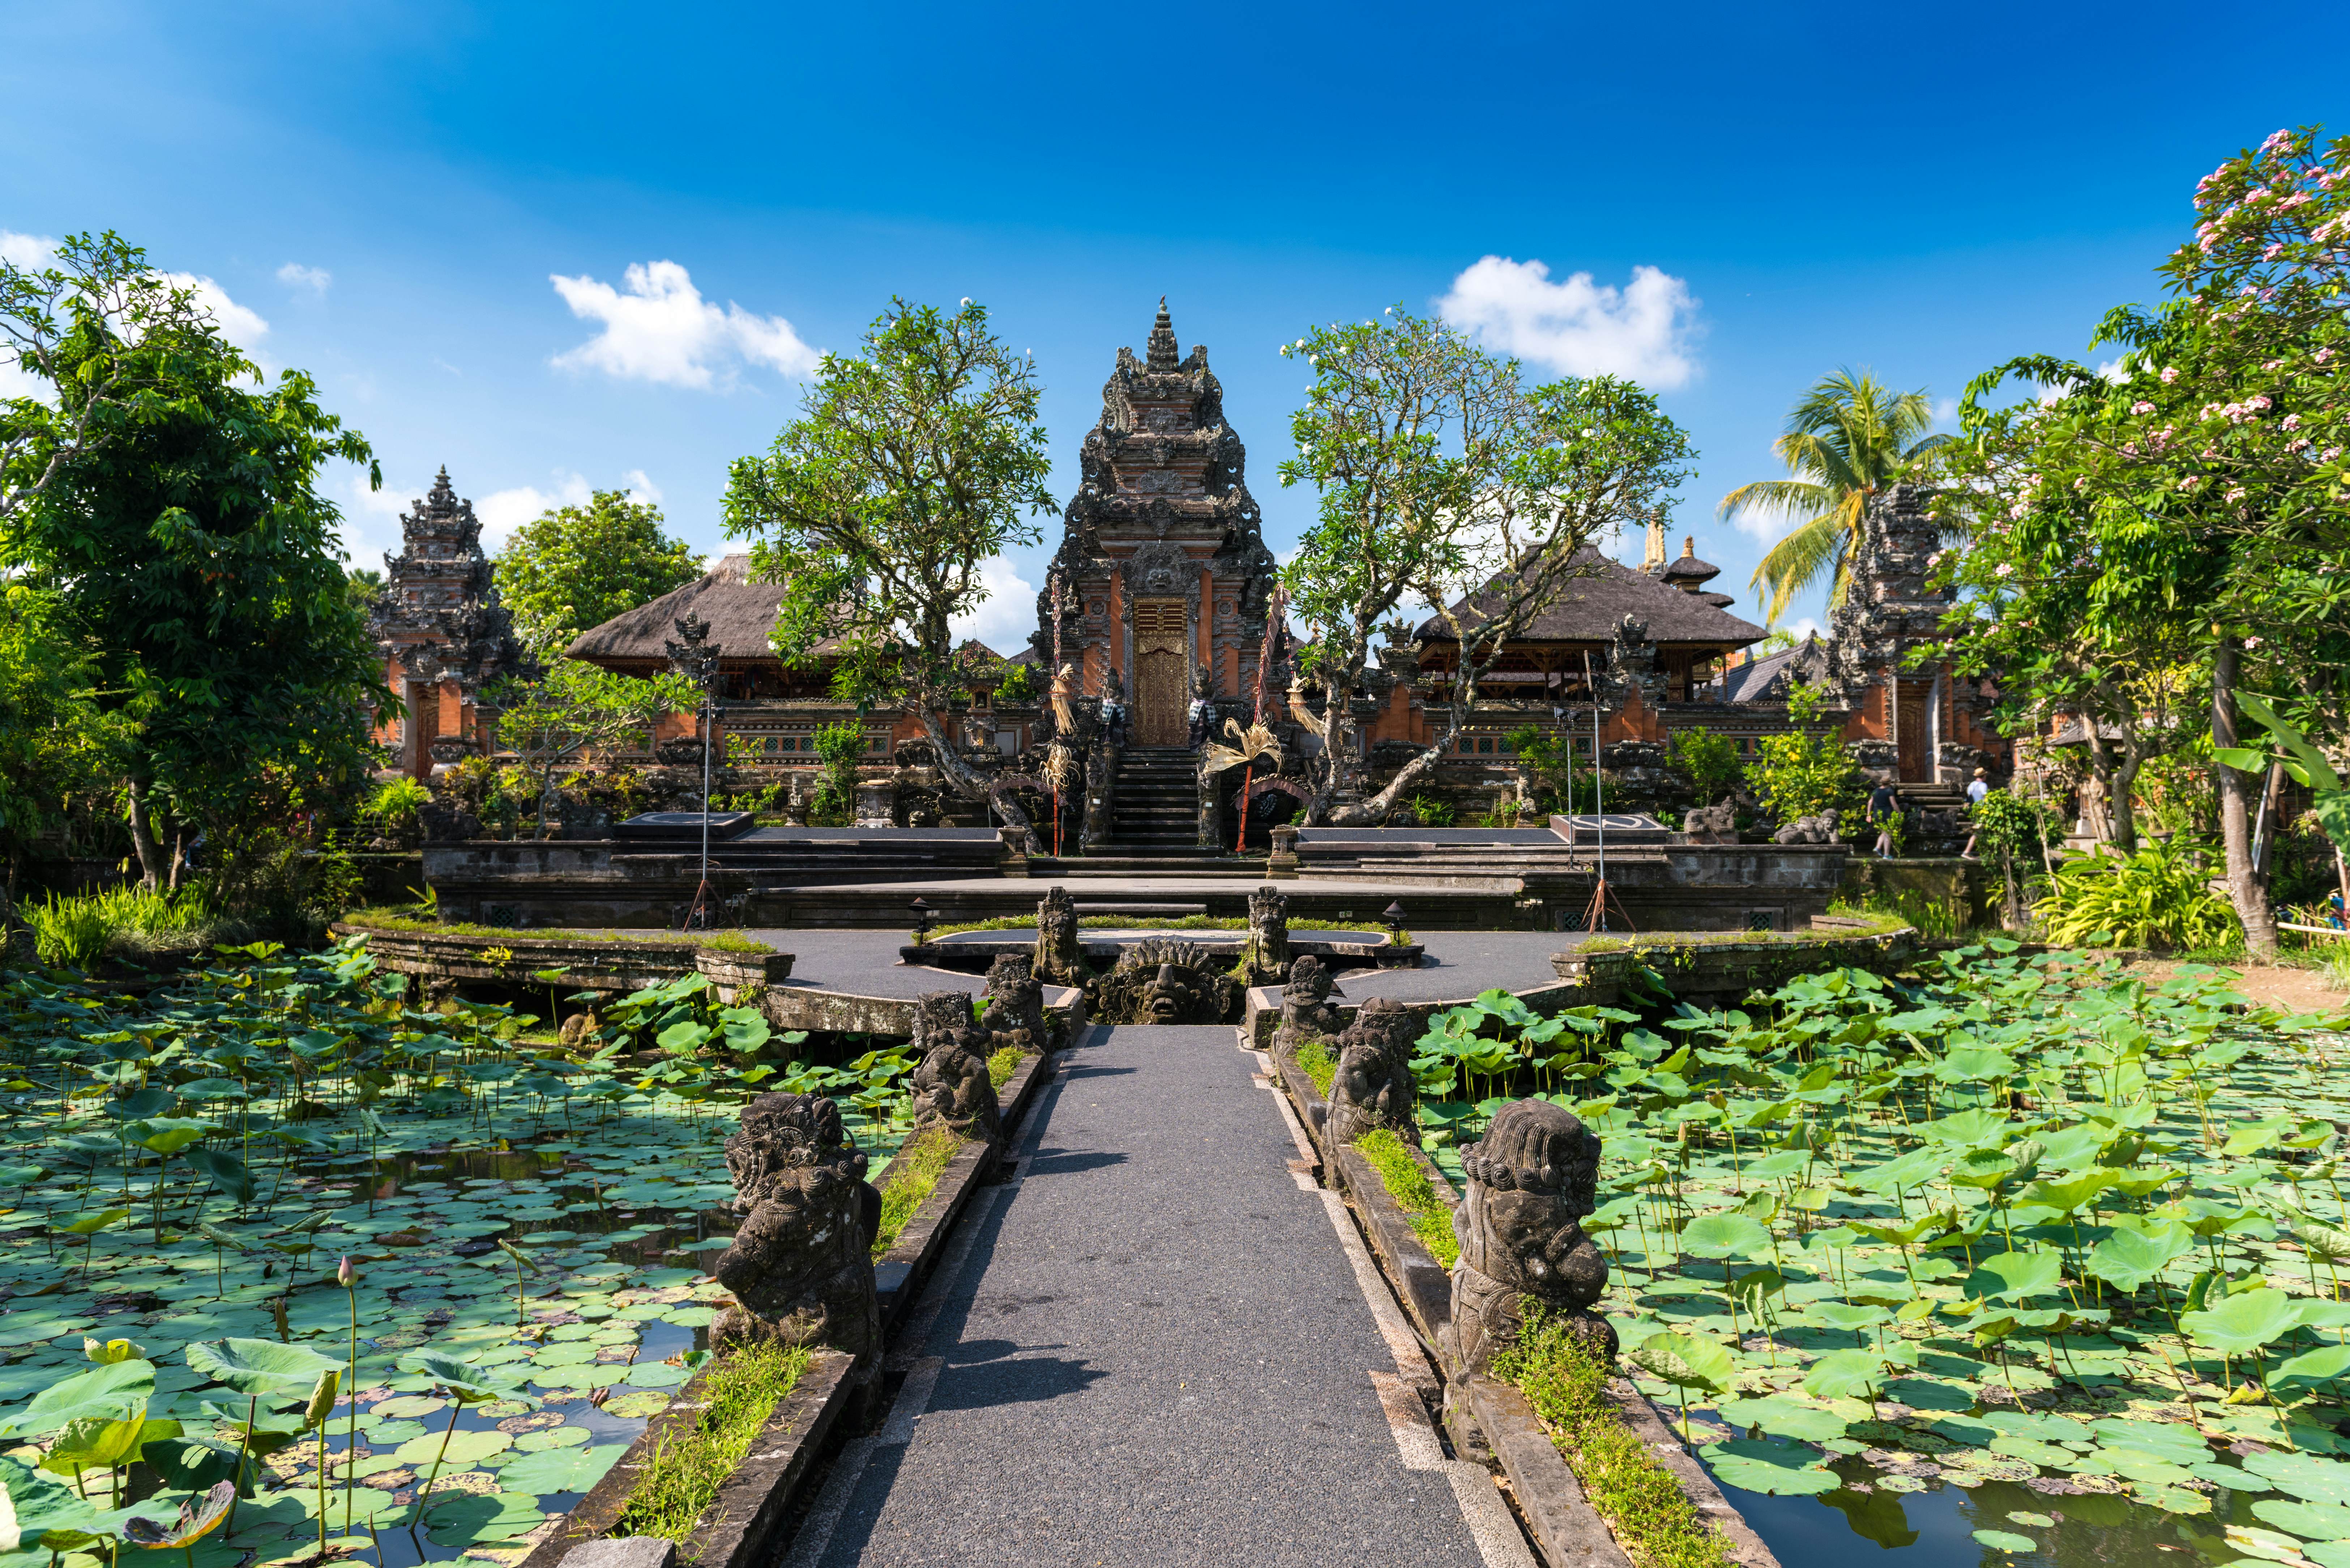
[1033,300,1281,746]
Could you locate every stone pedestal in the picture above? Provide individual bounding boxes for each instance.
[1266,823,1300,880]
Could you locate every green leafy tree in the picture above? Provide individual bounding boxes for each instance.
[1279,307,1694,824]
[493,490,702,655]
[7,267,382,890]
[0,584,121,865]
[1670,726,1744,806]
[722,299,1051,835]
[486,661,698,835]
[1,231,222,531]
[1718,369,1952,624]
[1749,683,1864,828]
[1938,126,2350,956]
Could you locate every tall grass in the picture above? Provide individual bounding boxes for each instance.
[609,1341,812,1541]
[25,885,222,968]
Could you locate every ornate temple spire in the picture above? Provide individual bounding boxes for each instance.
[1146,297,1180,370]
[1641,509,1667,571]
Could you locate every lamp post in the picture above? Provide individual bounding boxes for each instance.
[911,897,935,946]
[1382,901,1407,945]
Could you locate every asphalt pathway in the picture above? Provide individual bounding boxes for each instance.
[782,1024,1520,1568]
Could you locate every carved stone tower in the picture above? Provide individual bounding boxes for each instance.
[368,468,528,776]
[1035,301,1278,749]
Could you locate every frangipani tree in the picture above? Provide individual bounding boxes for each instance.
[722,299,1052,837]
[1277,307,1693,825]
[1937,125,2350,955]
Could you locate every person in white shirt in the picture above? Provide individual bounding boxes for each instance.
[1960,768,1991,860]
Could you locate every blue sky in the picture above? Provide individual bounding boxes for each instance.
[4,0,2344,651]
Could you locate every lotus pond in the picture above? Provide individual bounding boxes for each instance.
[0,935,923,1568]
[1413,944,2350,1568]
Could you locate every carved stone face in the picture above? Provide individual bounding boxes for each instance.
[1146,963,1199,1023]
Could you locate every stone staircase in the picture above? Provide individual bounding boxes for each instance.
[1110,747,1208,856]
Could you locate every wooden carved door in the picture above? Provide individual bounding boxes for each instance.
[1896,679,1935,783]
[1132,599,1189,747]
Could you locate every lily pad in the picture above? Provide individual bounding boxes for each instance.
[497,1440,628,1495]
[1701,1436,1842,1495]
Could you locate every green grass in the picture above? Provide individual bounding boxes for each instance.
[609,1339,814,1542]
[340,908,772,952]
[1352,1127,1460,1268]
[1295,1037,1337,1096]
[1495,1310,1734,1568]
[1580,913,1911,956]
[987,1045,1024,1091]
[870,1129,960,1257]
[26,885,230,968]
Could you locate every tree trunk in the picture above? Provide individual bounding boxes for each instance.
[2213,640,2277,958]
[915,703,1038,853]
[125,779,166,892]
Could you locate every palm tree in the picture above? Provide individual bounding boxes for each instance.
[1718,369,1952,625]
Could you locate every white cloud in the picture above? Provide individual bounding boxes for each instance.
[1933,396,1959,425]
[549,260,820,389]
[1780,615,1825,640]
[1,230,55,269]
[334,470,413,569]
[476,471,593,550]
[620,468,663,505]
[1439,256,1700,389]
[277,262,330,294]
[156,271,269,355]
[949,560,1040,654]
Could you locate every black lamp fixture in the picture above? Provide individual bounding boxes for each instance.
[1382,901,1407,944]
[911,897,935,945]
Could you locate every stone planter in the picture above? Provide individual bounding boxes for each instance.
[330,923,790,998]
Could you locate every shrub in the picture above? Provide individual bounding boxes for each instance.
[1400,793,1456,828]
[1749,681,1864,829]
[25,884,228,969]
[994,661,1039,703]
[356,775,432,845]
[808,722,865,826]
[2036,837,2238,951]
[1669,725,1743,806]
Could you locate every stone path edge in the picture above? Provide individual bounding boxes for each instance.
[1263,1045,1786,1568]
[875,1045,1051,1332]
[515,1347,858,1568]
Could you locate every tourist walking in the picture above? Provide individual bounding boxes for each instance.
[1868,779,1901,859]
[1960,768,1991,860]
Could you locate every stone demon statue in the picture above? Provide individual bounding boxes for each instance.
[1443,1099,1612,1380]
[1090,939,1244,1025]
[1033,886,1086,987]
[711,1094,881,1366]
[1773,809,1840,845]
[1680,799,1737,844]
[907,991,1003,1147]
[979,954,1048,1055]
[1243,884,1290,984]
[1270,955,1344,1055]
[1324,997,1417,1147]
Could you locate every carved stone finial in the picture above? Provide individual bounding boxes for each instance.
[1324,997,1417,1146]
[1443,1099,1612,1381]
[1244,885,1290,984]
[1146,299,1180,371]
[907,991,1003,1147]
[710,1093,881,1366]
[1034,886,1085,986]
